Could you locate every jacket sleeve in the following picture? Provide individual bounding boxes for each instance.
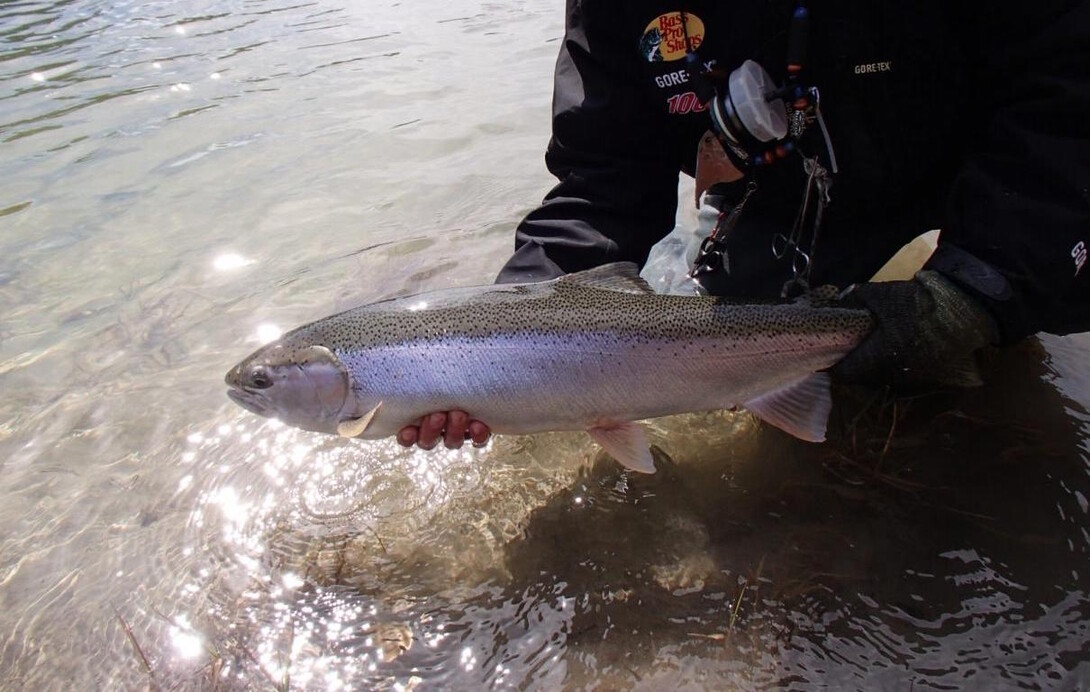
[926,1,1090,342]
[495,0,683,284]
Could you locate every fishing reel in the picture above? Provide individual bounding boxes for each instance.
[685,5,835,171]
[707,59,794,167]
[685,4,839,294]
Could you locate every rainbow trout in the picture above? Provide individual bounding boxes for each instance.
[225,263,872,472]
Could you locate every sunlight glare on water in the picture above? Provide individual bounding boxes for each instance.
[1,0,1089,688]
[212,253,254,272]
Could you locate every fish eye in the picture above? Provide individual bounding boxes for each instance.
[248,366,273,389]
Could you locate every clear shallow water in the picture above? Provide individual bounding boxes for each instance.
[1,1,1089,689]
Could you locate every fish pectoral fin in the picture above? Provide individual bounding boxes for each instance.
[743,373,832,443]
[587,422,656,473]
[337,402,382,438]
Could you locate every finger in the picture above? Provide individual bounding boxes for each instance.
[418,412,447,450]
[397,426,418,448]
[468,420,491,447]
[444,410,469,449]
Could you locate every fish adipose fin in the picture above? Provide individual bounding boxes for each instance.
[587,421,657,473]
[744,373,833,442]
[337,402,382,438]
[561,262,655,295]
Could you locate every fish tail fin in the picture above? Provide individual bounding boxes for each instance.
[929,353,985,387]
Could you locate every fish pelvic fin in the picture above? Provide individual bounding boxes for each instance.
[337,401,383,438]
[587,421,656,473]
[744,373,833,443]
[561,262,655,295]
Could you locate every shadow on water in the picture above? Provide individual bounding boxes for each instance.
[500,338,1090,688]
[149,338,1090,690]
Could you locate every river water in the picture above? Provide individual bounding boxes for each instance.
[2,1,1089,689]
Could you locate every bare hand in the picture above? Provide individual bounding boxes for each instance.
[397,411,491,450]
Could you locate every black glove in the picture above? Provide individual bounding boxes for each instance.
[831,271,999,388]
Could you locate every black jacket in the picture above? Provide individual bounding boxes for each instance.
[496,1,1090,343]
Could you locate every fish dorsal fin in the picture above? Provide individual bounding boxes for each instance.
[561,262,655,294]
[743,373,833,442]
[586,421,657,473]
[794,284,841,306]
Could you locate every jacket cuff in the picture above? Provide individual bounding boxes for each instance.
[924,243,1033,344]
[494,240,568,285]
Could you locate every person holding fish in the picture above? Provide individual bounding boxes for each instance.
[395,2,1090,451]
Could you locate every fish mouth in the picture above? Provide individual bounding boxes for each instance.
[226,387,271,417]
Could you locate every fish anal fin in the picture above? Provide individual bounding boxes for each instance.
[744,373,833,443]
[587,421,656,473]
[561,263,655,295]
[337,401,382,438]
